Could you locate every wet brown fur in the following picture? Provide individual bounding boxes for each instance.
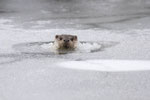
[54,34,78,53]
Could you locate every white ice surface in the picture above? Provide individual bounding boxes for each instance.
[40,43,54,52]
[1,16,150,100]
[57,60,150,72]
[1,0,150,99]
[77,42,101,53]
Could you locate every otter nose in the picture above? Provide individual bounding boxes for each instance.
[64,39,70,42]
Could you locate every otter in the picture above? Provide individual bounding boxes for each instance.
[53,34,78,54]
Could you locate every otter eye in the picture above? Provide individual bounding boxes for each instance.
[59,37,62,40]
[55,35,59,39]
[70,38,74,41]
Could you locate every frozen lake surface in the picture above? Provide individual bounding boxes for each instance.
[0,0,150,100]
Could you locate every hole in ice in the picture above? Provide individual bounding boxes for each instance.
[40,42,102,53]
[13,41,118,54]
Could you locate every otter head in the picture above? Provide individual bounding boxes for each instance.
[54,34,78,50]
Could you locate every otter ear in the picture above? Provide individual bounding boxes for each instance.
[74,35,77,40]
[55,35,59,39]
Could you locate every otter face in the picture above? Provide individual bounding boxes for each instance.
[54,34,78,50]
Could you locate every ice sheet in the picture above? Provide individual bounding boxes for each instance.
[57,60,150,72]
[1,0,150,99]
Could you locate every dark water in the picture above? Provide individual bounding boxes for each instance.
[1,0,150,29]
